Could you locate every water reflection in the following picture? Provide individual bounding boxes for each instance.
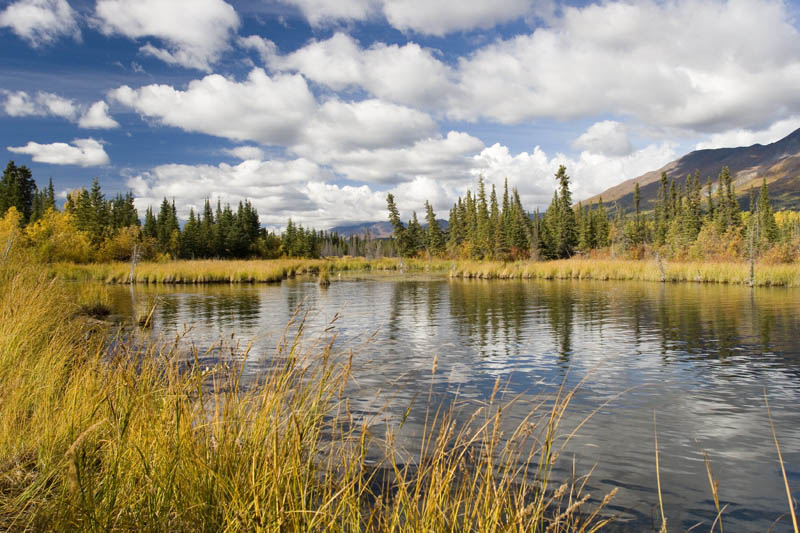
[101,277,800,532]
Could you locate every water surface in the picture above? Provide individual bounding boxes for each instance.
[103,276,800,531]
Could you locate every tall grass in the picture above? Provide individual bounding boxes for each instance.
[0,253,614,531]
[49,257,453,284]
[49,257,800,287]
[450,258,800,287]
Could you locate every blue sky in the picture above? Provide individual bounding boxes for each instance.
[2,0,800,229]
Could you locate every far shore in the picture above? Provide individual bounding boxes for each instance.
[48,256,800,288]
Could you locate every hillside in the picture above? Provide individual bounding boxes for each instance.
[330,220,449,238]
[584,128,800,212]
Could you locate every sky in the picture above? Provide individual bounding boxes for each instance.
[2,0,800,230]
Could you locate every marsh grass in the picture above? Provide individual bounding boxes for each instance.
[48,257,799,287]
[0,254,616,532]
[49,257,453,285]
[449,259,800,287]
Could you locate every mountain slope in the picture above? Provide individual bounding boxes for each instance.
[584,128,800,212]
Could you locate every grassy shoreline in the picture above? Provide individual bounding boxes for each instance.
[49,257,800,287]
[1,255,614,531]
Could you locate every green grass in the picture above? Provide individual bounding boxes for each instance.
[0,253,614,531]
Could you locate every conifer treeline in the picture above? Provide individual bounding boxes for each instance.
[0,161,389,262]
[388,165,799,262]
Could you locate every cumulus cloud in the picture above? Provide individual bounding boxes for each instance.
[382,0,530,36]
[0,0,80,47]
[94,0,239,71]
[321,131,484,185]
[224,145,265,161]
[3,90,77,120]
[572,121,633,156]
[695,116,800,150]
[7,138,110,166]
[126,158,336,227]
[110,69,315,145]
[450,0,800,131]
[3,91,120,129]
[292,98,438,160]
[109,68,456,175]
[276,0,531,34]
[276,0,377,26]
[261,32,455,110]
[77,100,120,129]
[472,141,678,208]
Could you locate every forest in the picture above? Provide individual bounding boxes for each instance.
[1,159,799,264]
[389,165,800,264]
[0,161,390,262]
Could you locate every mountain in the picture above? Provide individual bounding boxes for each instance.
[330,220,449,238]
[584,128,800,212]
[329,221,395,238]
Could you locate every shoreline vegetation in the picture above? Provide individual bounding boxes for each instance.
[1,252,618,531]
[49,257,800,287]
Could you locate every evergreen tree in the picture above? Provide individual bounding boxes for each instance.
[407,211,425,256]
[546,165,577,258]
[424,201,445,256]
[757,178,779,243]
[386,193,411,257]
[0,161,36,223]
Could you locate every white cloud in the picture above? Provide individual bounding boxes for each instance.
[382,0,530,36]
[264,32,455,110]
[109,69,452,172]
[7,138,110,166]
[77,100,119,129]
[94,0,239,71]
[224,145,265,160]
[293,98,437,160]
[472,141,678,208]
[2,90,77,120]
[695,116,800,150]
[110,69,316,145]
[276,0,531,35]
[572,121,633,156]
[0,0,80,47]
[127,158,335,227]
[276,0,377,27]
[3,91,121,129]
[449,0,800,131]
[322,131,484,184]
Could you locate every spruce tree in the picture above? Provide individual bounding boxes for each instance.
[424,201,445,256]
[0,161,36,223]
[386,193,411,257]
[757,178,778,243]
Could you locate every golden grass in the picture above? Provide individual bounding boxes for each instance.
[48,256,800,287]
[449,258,800,287]
[49,257,454,284]
[0,253,615,531]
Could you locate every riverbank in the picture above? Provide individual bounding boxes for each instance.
[50,257,800,287]
[0,255,614,531]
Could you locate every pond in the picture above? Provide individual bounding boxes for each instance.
[102,275,800,531]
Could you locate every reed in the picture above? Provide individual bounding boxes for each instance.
[49,257,799,287]
[49,257,454,285]
[0,254,614,531]
[449,258,800,287]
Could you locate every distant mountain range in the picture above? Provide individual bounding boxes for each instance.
[330,220,449,238]
[584,128,800,212]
